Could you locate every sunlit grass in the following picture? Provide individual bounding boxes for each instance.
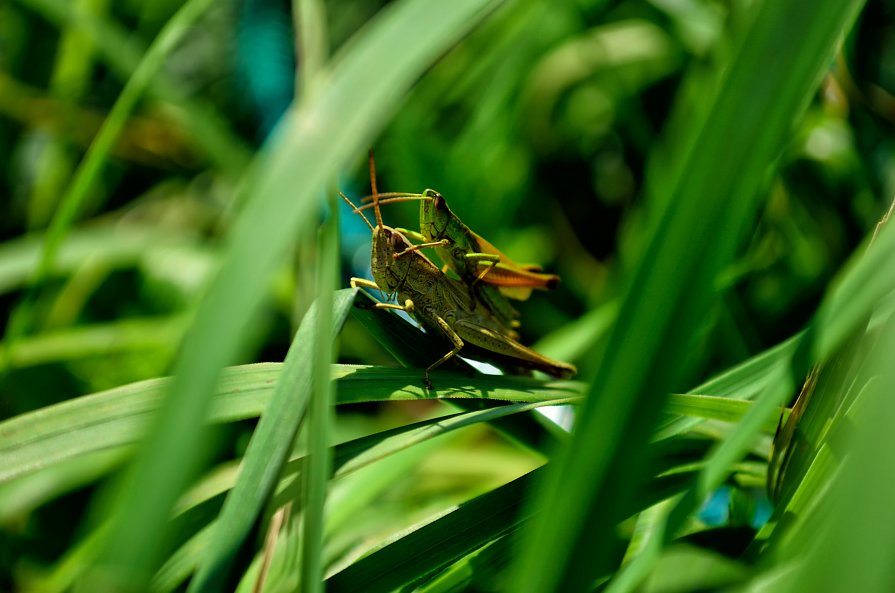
[0,0,891,591]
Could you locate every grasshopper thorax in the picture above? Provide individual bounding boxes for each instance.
[371,224,416,293]
[420,188,452,240]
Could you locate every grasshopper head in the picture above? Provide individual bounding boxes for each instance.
[420,188,452,240]
[371,224,415,293]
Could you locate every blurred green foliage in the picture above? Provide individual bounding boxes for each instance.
[0,0,893,591]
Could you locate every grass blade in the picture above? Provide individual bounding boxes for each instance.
[82,0,502,587]
[778,314,895,591]
[511,0,867,591]
[608,182,895,593]
[13,0,252,174]
[326,470,537,593]
[186,289,355,592]
[0,363,581,487]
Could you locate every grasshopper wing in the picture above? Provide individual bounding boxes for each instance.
[470,230,560,297]
[453,317,575,379]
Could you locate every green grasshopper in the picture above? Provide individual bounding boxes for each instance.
[356,189,559,331]
[342,157,575,389]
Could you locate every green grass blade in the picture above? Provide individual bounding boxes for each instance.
[1,365,779,499]
[30,0,214,275]
[326,464,699,593]
[511,0,867,591]
[0,364,580,487]
[779,314,895,591]
[151,400,566,593]
[813,216,895,358]
[0,316,185,368]
[299,0,339,557]
[4,0,216,357]
[609,183,895,593]
[655,334,801,440]
[0,225,209,296]
[185,289,355,593]
[301,205,339,593]
[82,0,502,587]
[32,401,557,593]
[325,470,537,593]
[26,0,108,229]
[664,393,784,434]
[13,0,252,174]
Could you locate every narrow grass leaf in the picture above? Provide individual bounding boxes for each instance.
[26,0,108,229]
[0,225,209,296]
[327,464,699,593]
[85,0,502,587]
[11,0,216,342]
[0,364,580,487]
[664,394,783,433]
[186,289,355,592]
[326,470,537,593]
[610,155,892,593]
[0,316,186,369]
[813,211,895,358]
[151,401,564,593]
[300,193,341,592]
[779,315,895,592]
[512,1,867,591]
[655,335,800,439]
[13,0,252,174]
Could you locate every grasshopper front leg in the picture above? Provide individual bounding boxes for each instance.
[350,277,379,290]
[394,228,427,242]
[350,278,413,312]
[392,239,450,259]
[422,308,465,391]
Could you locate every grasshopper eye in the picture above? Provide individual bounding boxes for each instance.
[432,193,446,211]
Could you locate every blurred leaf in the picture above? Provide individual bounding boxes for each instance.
[664,393,784,435]
[0,225,208,295]
[86,0,506,587]
[640,543,747,593]
[772,314,895,592]
[14,0,253,174]
[0,316,186,368]
[185,287,355,592]
[0,362,580,486]
[150,401,561,592]
[655,335,800,440]
[325,469,537,593]
[13,0,217,348]
[610,178,895,593]
[327,463,699,593]
[513,0,867,591]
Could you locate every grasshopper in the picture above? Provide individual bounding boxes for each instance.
[356,189,559,330]
[342,155,575,389]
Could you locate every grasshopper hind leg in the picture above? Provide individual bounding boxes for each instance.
[423,308,465,390]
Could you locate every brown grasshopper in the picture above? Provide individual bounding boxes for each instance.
[342,155,576,389]
[355,190,559,331]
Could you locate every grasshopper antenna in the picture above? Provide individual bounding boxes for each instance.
[356,194,427,213]
[368,149,384,228]
[360,191,425,203]
[339,191,373,232]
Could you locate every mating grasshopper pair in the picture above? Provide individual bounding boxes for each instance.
[360,188,560,334]
[342,154,575,389]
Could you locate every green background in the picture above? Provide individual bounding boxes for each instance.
[1,0,893,591]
